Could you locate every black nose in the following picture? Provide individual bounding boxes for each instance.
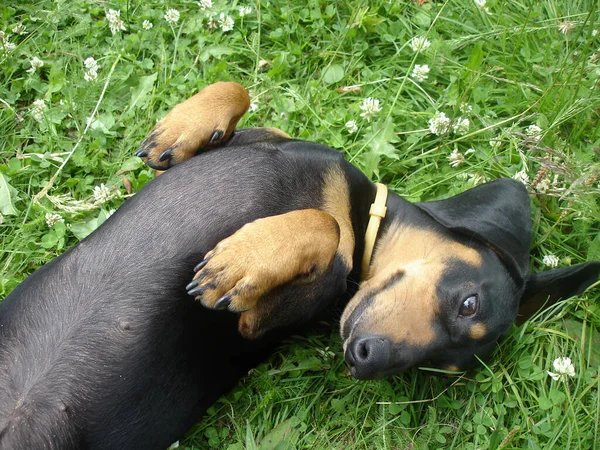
[345,336,391,379]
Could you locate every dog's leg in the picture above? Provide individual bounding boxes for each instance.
[186,209,340,313]
[136,82,251,170]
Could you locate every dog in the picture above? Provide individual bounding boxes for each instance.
[1,81,598,449]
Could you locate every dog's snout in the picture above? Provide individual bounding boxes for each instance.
[345,336,391,379]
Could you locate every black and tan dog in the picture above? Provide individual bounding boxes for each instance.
[1,81,599,449]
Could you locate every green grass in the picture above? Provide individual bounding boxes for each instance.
[1,0,600,449]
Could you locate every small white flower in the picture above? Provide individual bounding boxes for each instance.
[452,117,470,135]
[12,23,27,35]
[559,22,575,35]
[84,57,99,71]
[219,13,234,32]
[543,254,560,268]
[345,120,358,134]
[106,9,126,34]
[593,29,598,37]
[474,0,491,14]
[535,178,551,194]
[84,70,98,82]
[410,36,431,53]
[239,6,253,17]
[525,124,543,141]
[249,101,259,112]
[258,59,270,70]
[513,169,530,185]
[448,149,465,168]
[197,0,213,10]
[547,357,575,381]
[206,17,218,29]
[164,9,181,25]
[45,212,64,227]
[167,441,180,450]
[142,20,153,30]
[3,40,16,52]
[489,138,502,150]
[428,111,450,135]
[411,64,430,82]
[460,103,473,114]
[31,99,47,121]
[27,56,44,74]
[93,184,115,204]
[359,97,382,122]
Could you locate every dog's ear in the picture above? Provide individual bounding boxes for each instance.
[417,178,531,280]
[515,261,600,325]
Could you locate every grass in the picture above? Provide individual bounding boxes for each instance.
[1,0,600,448]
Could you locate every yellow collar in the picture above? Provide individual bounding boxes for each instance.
[361,183,388,279]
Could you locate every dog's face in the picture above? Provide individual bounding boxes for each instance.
[341,179,600,379]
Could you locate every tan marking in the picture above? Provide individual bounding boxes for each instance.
[263,127,290,139]
[321,166,355,270]
[469,323,487,340]
[193,209,340,316]
[341,224,483,347]
[445,365,460,372]
[139,81,250,169]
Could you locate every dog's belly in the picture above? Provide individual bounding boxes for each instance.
[0,145,320,449]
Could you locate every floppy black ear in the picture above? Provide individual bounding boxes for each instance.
[417,178,531,281]
[516,261,600,325]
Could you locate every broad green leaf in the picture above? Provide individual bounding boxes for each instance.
[322,64,344,84]
[129,72,158,111]
[0,174,18,215]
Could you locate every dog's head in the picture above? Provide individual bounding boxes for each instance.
[342,178,600,379]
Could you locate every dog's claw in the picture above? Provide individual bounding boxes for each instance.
[159,149,173,162]
[186,279,199,291]
[210,130,224,143]
[194,260,208,272]
[188,287,204,297]
[135,149,148,157]
[214,295,232,310]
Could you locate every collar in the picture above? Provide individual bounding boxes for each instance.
[361,183,388,279]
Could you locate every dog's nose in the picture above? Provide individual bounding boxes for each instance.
[345,336,391,379]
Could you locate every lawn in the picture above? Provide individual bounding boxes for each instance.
[1,0,600,449]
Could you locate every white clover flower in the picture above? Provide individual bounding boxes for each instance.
[12,23,27,35]
[559,22,575,35]
[106,9,126,34]
[45,212,64,227]
[448,149,465,168]
[513,169,530,185]
[93,183,115,204]
[27,56,44,74]
[411,64,430,82]
[219,13,234,32]
[84,57,99,71]
[84,70,98,82]
[249,101,259,112]
[31,99,47,121]
[164,9,181,24]
[359,97,382,122]
[142,20,153,30]
[468,173,485,186]
[239,6,253,17]
[197,0,213,10]
[460,103,473,114]
[2,39,16,52]
[543,254,560,268]
[525,124,543,141]
[474,0,491,14]
[452,117,470,135]
[410,36,431,53]
[428,111,450,135]
[489,138,502,150]
[345,120,358,134]
[536,178,551,194]
[547,357,575,381]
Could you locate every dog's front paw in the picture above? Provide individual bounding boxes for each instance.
[136,82,250,170]
[185,237,267,313]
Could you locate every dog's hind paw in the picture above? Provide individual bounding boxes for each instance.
[136,82,250,170]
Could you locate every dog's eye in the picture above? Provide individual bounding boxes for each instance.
[459,295,479,317]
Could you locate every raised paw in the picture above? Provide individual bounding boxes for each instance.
[136,82,250,170]
[185,210,341,313]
